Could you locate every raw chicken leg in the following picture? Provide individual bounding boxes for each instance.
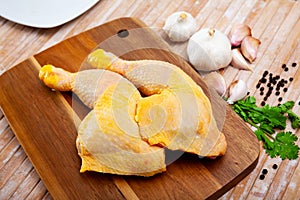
[87,49,227,157]
[39,65,166,176]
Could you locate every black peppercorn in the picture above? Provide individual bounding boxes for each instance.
[256,83,261,89]
[283,88,288,92]
[261,101,266,106]
[262,169,268,174]
[272,164,278,169]
[276,86,280,91]
[259,174,265,180]
[284,67,289,72]
[289,77,293,82]
[263,71,269,77]
[282,64,286,69]
[278,97,283,102]
[291,62,297,67]
[261,78,267,83]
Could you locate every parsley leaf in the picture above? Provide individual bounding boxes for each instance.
[232,96,300,160]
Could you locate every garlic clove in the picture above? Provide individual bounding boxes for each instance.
[203,72,227,97]
[228,24,252,47]
[227,80,248,104]
[241,36,261,63]
[230,48,253,71]
[163,11,198,42]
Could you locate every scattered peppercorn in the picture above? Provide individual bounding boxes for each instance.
[256,69,294,106]
[256,83,261,89]
[276,87,280,91]
[272,164,278,169]
[262,169,268,174]
[284,67,289,72]
[261,101,266,106]
[260,87,264,91]
[259,174,265,180]
[247,91,250,96]
[263,71,269,77]
[291,62,297,67]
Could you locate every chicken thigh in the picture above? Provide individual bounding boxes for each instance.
[39,65,166,176]
[87,49,227,157]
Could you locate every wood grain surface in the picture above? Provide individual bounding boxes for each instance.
[0,17,259,199]
[0,0,299,199]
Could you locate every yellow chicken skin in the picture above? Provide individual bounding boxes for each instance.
[39,49,227,176]
[77,82,166,176]
[87,49,227,157]
[39,65,166,176]
[39,65,124,109]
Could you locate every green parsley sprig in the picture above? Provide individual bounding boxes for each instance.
[232,96,300,160]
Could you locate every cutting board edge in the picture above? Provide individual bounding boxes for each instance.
[208,154,259,200]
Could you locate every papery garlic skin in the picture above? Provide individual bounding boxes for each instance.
[228,24,252,47]
[163,11,198,42]
[241,36,261,63]
[203,72,227,97]
[231,48,252,71]
[187,28,232,72]
[227,80,248,104]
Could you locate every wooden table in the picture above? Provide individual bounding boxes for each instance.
[0,0,299,199]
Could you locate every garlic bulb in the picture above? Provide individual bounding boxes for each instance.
[231,48,252,71]
[227,80,248,104]
[187,28,232,72]
[163,11,197,42]
[203,72,227,97]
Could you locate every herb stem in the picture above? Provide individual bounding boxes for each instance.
[246,119,276,141]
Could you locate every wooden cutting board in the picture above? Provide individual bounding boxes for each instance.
[0,18,260,199]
